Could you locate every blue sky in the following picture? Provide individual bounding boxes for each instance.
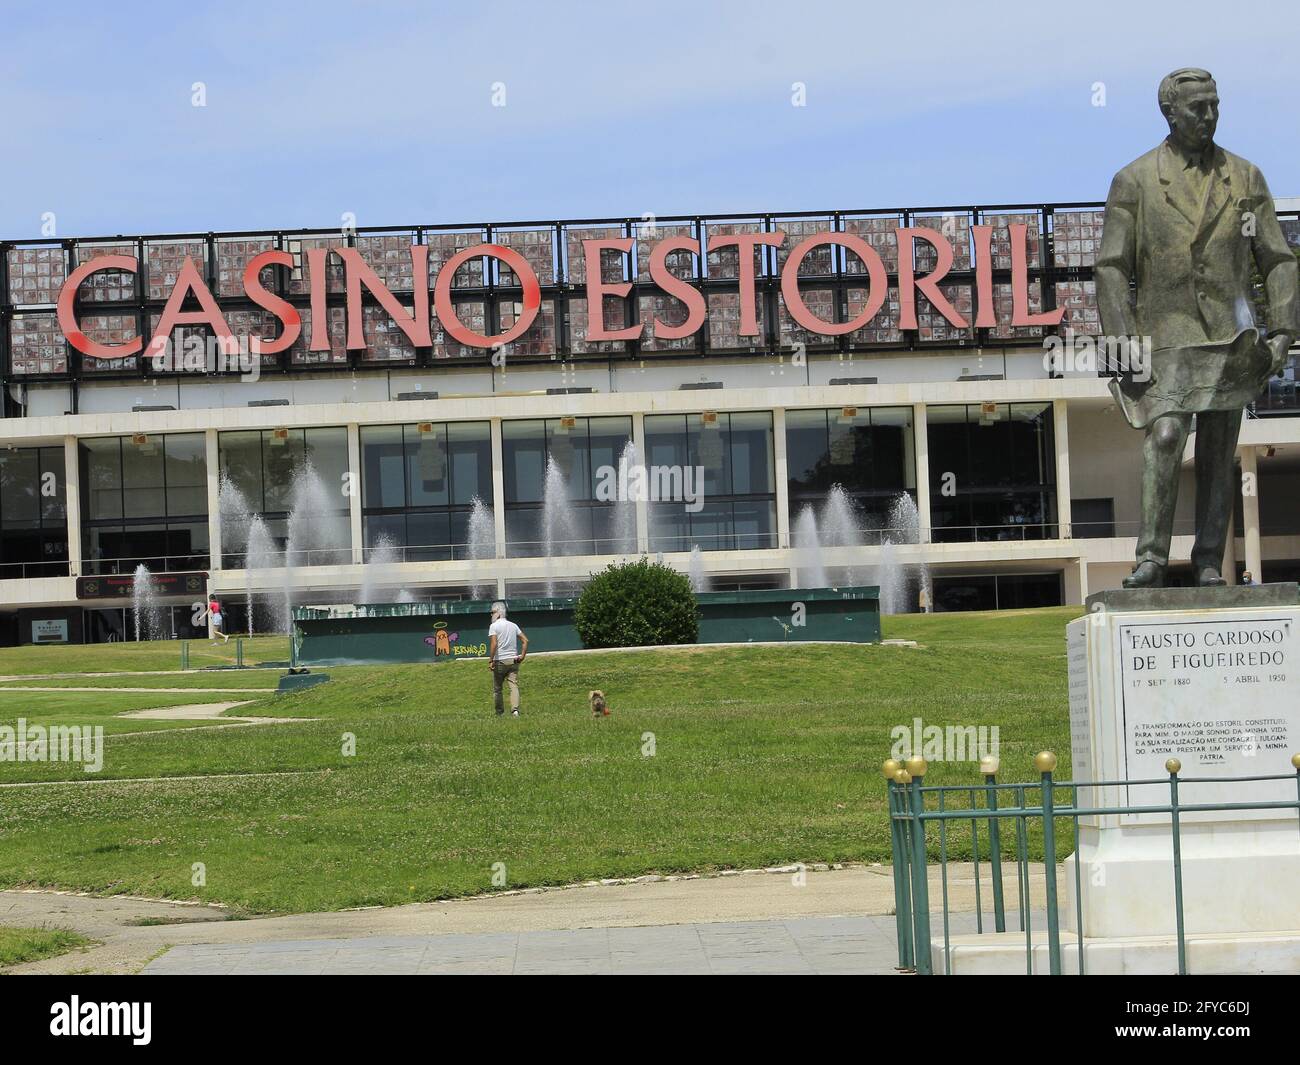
[2,0,1296,239]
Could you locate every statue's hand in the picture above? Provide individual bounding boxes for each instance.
[1267,334,1293,376]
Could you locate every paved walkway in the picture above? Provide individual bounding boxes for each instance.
[4,864,1046,975]
[144,916,921,974]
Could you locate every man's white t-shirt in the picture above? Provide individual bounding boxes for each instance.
[489,618,522,662]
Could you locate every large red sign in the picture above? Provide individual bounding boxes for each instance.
[55,224,1059,359]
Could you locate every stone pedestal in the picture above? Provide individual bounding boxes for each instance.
[936,585,1300,974]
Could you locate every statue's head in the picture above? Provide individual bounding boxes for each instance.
[1158,68,1218,153]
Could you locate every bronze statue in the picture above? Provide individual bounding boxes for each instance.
[1096,68,1297,588]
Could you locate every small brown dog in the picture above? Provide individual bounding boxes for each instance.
[589,690,610,717]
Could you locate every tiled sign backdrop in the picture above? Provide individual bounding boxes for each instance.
[1,205,1190,376]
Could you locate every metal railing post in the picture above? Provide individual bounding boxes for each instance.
[236,637,244,668]
[1036,751,1062,975]
[981,754,1006,932]
[906,758,932,975]
[1167,758,1188,976]
[883,760,913,970]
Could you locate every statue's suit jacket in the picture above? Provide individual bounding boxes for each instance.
[1096,139,1298,428]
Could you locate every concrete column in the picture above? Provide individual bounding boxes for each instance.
[62,435,82,578]
[346,423,363,564]
[1222,511,1237,585]
[773,408,790,549]
[1053,398,1072,539]
[490,418,507,560]
[1239,445,1262,582]
[912,403,932,544]
[1063,557,1089,605]
[631,413,649,554]
[205,429,221,570]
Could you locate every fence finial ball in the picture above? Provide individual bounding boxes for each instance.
[904,756,928,777]
[1033,750,1058,773]
[1292,753,1300,769]
[882,758,901,780]
[978,754,999,775]
[1166,758,1182,775]
[894,769,912,785]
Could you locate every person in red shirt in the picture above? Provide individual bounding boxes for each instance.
[208,596,230,644]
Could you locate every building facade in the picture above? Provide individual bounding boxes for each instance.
[2,201,1298,643]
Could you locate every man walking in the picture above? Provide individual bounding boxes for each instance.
[487,601,528,717]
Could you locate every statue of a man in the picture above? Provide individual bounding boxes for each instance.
[1096,68,1297,588]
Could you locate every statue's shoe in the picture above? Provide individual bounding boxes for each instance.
[1122,561,1165,588]
[1195,567,1227,587]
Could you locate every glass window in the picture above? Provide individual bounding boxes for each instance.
[503,416,632,557]
[407,426,450,508]
[164,434,207,516]
[645,411,775,553]
[121,436,166,518]
[784,406,914,539]
[448,422,491,505]
[503,420,547,505]
[39,446,68,524]
[927,404,1056,542]
[82,437,124,521]
[0,446,66,579]
[305,428,348,499]
[219,430,264,512]
[80,433,208,573]
[218,427,352,568]
[359,420,492,559]
[262,429,304,513]
[360,425,405,510]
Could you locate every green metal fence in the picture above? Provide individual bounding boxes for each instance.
[884,751,1300,975]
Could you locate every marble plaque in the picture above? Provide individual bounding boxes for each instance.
[1115,610,1299,815]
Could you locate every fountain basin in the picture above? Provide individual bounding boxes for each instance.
[292,586,881,666]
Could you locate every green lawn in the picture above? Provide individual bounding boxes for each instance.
[0,671,285,690]
[0,926,94,967]
[0,636,290,677]
[0,607,1083,914]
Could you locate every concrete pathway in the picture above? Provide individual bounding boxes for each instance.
[117,700,303,727]
[2,863,1047,975]
[143,916,923,974]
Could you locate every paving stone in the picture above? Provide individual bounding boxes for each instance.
[144,918,910,975]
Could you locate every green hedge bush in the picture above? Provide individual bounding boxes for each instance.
[574,558,699,648]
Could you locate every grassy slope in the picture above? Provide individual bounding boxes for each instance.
[0,607,1082,914]
[0,636,290,676]
[0,926,93,967]
[0,671,284,690]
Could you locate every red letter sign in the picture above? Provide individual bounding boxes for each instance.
[582,238,640,342]
[433,244,540,348]
[706,231,785,336]
[58,255,143,359]
[337,246,432,350]
[148,257,235,359]
[244,250,302,354]
[780,234,886,335]
[1009,223,1062,327]
[897,227,968,331]
[646,237,706,340]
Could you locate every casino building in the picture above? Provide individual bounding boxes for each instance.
[1,200,1298,644]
